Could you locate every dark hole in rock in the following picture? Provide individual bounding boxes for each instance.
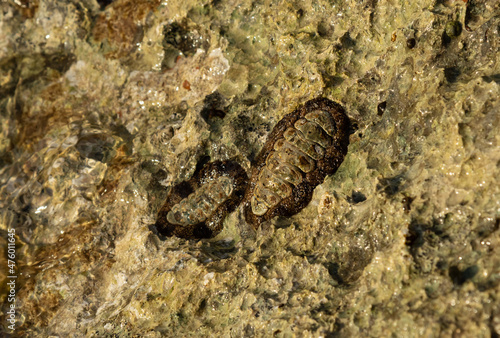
[325,247,372,285]
[482,74,500,84]
[449,265,479,285]
[317,20,334,38]
[200,92,227,122]
[96,0,114,8]
[75,133,115,162]
[436,260,448,271]
[325,262,341,283]
[41,187,53,196]
[405,222,425,248]
[194,155,211,173]
[406,37,416,49]
[402,196,414,212]
[377,174,404,196]
[350,191,367,203]
[444,66,461,83]
[163,20,207,57]
[377,101,387,116]
[464,0,484,27]
[196,299,207,315]
[441,31,451,47]
[321,72,344,88]
[340,32,356,49]
[349,120,358,135]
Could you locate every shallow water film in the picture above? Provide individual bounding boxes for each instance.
[1,0,499,336]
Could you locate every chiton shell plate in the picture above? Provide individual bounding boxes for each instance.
[243,97,350,229]
[155,160,248,239]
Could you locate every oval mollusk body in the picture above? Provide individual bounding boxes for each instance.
[156,160,248,239]
[243,97,350,229]
[166,176,234,226]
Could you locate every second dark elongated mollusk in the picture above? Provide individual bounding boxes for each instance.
[243,97,350,229]
[155,160,248,239]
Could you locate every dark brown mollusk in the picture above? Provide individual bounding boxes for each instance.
[243,97,350,229]
[155,160,248,239]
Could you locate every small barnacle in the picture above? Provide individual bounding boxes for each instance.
[155,160,248,239]
[243,97,350,229]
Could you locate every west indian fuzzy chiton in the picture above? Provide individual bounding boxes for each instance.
[243,97,351,229]
[155,160,248,239]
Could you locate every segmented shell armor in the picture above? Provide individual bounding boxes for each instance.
[243,98,350,229]
[156,160,248,239]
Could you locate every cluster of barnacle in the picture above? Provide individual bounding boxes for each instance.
[155,97,351,239]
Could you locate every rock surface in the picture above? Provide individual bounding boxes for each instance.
[0,0,499,336]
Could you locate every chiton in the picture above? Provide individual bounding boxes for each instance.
[243,97,350,229]
[155,160,248,239]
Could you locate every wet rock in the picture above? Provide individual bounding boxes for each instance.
[75,133,116,163]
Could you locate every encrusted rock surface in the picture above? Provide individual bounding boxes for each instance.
[0,0,499,336]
